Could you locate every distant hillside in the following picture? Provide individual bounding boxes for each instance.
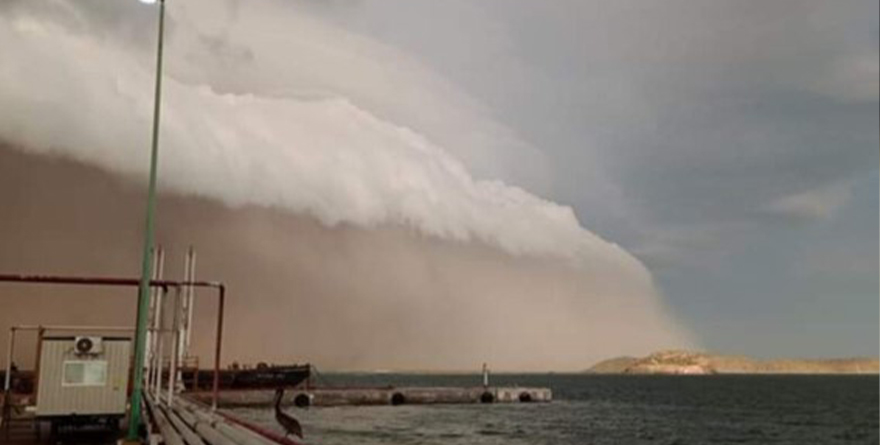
[587,350,880,375]
[588,356,639,374]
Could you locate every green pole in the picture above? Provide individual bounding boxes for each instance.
[128,0,165,440]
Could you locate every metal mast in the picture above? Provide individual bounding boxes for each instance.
[128,0,166,439]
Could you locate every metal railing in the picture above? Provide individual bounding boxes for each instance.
[0,274,227,411]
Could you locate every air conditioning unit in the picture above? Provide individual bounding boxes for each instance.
[74,336,103,355]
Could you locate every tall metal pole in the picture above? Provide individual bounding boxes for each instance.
[128,0,165,439]
[153,288,166,400]
[145,247,163,397]
[168,286,181,407]
[184,247,197,360]
[3,328,15,393]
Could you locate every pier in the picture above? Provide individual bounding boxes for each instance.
[144,394,302,445]
[191,386,552,408]
[0,392,302,445]
[0,271,552,444]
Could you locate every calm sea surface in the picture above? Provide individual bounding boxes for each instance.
[233,374,879,445]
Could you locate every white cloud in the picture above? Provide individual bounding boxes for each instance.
[0,8,625,266]
[794,52,880,103]
[764,182,853,220]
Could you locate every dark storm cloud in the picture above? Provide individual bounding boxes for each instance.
[0,145,690,370]
[301,0,879,356]
[0,0,694,370]
[0,0,157,47]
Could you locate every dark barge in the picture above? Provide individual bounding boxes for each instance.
[1,363,312,394]
[181,363,312,390]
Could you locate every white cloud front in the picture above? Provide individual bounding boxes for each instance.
[0,0,694,368]
[0,5,629,267]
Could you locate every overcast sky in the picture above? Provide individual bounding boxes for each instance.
[297,0,879,357]
[2,0,877,360]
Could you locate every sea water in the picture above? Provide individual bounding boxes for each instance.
[233,373,879,445]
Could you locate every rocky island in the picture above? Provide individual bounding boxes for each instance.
[588,350,880,375]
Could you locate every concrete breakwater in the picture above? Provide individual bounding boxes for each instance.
[190,386,552,408]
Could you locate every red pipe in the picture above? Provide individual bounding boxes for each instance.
[0,274,222,289]
[183,394,306,445]
[214,409,307,445]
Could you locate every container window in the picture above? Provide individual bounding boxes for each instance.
[62,360,107,386]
